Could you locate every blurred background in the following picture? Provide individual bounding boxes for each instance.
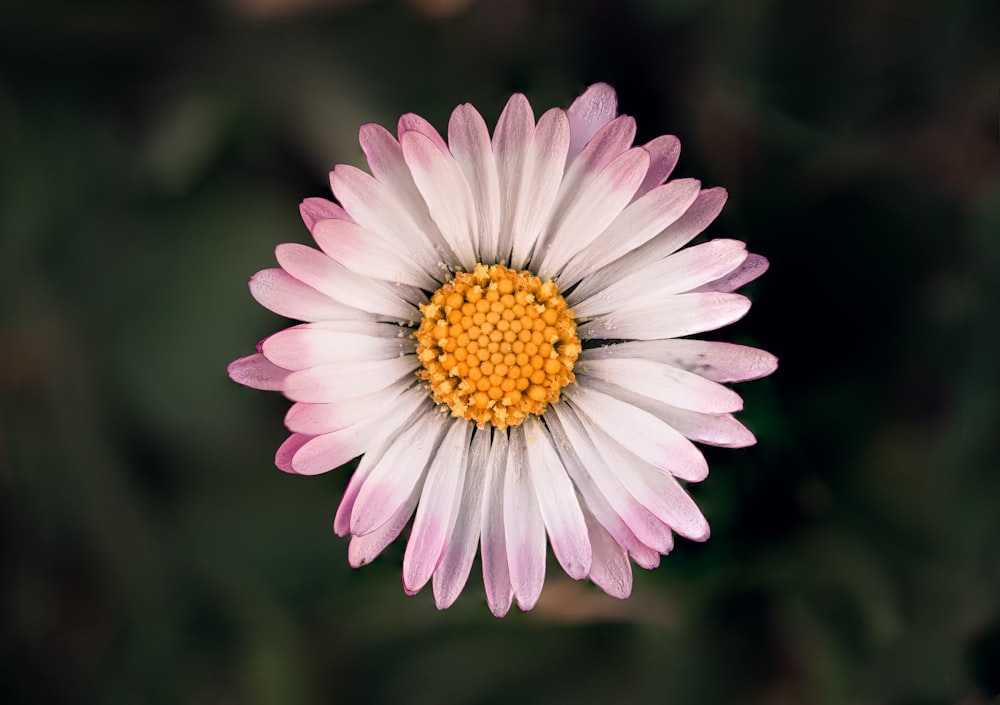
[2,0,998,703]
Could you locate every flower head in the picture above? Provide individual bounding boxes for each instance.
[228,84,777,616]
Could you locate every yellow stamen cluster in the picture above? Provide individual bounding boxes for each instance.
[416,263,580,429]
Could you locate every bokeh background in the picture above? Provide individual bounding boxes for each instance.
[3,0,998,703]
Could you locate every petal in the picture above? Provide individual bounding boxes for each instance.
[492,92,535,265]
[504,424,547,611]
[350,408,446,536]
[567,385,708,482]
[509,108,570,270]
[312,219,438,289]
[582,339,778,383]
[577,292,751,341]
[285,387,408,436]
[227,353,291,391]
[448,103,501,264]
[571,239,748,317]
[275,243,421,321]
[572,186,727,300]
[584,510,633,600]
[433,426,491,610]
[398,112,449,153]
[634,135,681,199]
[400,130,479,270]
[566,83,619,164]
[261,322,413,370]
[300,197,350,232]
[559,178,703,294]
[523,417,591,580]
[330,163,449,279]
[403,419,472,595]
[334,436,393,536]
[348,480,421,568]
[281,356,419,404]
[248,268,366,323]
[535,147,650,279]
[547,404,675,558]
[480,429,514,617]
[577,356,744,413]
[693,253,770,293]
[275,432,313,474]
[289,384,427,475]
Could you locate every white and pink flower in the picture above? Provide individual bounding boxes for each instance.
[228,84,776,616]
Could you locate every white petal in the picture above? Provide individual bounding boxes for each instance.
[523,417,592,580]
[448,104,501,264]
[281,355,419,404]
[535,147,650,279]
[262,322,413,370]
[504,425,547,611]
[577,292,751,341]
[547,404,675,557]
[572,238,747,317]
[288,384,426,475]
[433,426,490,610]
[567,385,708,482]
[577,356,744,413]
[329,163,449,279]
[492,93,534,266]
[249,268,367,323]
[312,219,438,289]
[350,407,446,536]
[403,419,472,595]
[275,243,421,321]
[582,339,778,383]
[510,108,570,270]
[480,429,514,617]
[284,384,412,435]
[581,418,711,541]
[573,186,727,301]
[559,178,701,290]
[400,130,479,270]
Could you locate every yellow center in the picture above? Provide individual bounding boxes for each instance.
[415,263,580,429]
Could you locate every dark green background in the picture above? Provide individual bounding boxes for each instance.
[3,0,998,703]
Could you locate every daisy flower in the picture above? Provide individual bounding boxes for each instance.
[228,84,776,616]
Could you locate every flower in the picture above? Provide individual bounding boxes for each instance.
[228,83,777,616]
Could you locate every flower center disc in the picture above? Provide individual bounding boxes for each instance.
[416,263,580,429]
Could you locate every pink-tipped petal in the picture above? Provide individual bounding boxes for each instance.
[275,243,420,321]
[504,425,547,612]
[348,480,421,568]
[312,219,438,289]
[577,292,751,342]
[228,353,291,391]
[693,253,770,293]
[448,103,501,264]
[275,433,313,474]
[398,112,449,153]
[566,82,619,164]
[536,147,650,279]
[400,130,479,270]
[523,417,592,580]
[249,268,367,323]
[281,356,418,404]
[584,511,633,600]
[560,178,701,290]
[481,430,514,618]
[577,357,744,414]
[634,135,681,199]
[350,409,445,536]
[433,426,490,610]
[568,385,709,482]
[510,107,570,270]
[300,197,350,232]
[403,420,472,595]
[262,323,413,371]
[583,339,778,383]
